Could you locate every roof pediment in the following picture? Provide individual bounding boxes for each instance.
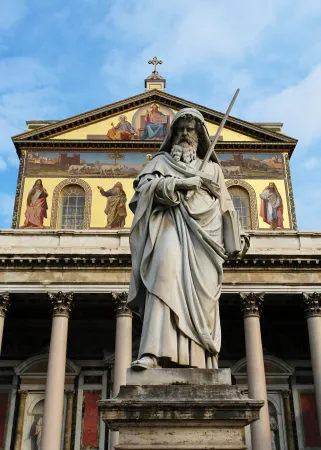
[12,90,297,151]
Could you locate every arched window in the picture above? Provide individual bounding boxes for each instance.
[228,186,251,229]
[58,185,85,229]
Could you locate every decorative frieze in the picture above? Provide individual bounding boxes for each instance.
[48,291,73,317]
[0,292,10,318]
[303,292,321,318]
[240,292,264,318]
[112,292,132,317]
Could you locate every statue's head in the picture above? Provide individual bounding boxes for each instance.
[171,115,200,163]
[159,108,220,165]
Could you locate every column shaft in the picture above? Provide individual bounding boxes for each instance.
[307,316,321,435]
[110,292,132,450]
[113,313,133,396]
[63,391,74,450]
[303,292,321,436]
[14,391,28,450]
[282,391,295,450]
[41,292,73,450]
[241,293,272,450]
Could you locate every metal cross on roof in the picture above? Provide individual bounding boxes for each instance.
[148,56,163,73]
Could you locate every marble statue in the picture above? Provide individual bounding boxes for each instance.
[127,107,249,370]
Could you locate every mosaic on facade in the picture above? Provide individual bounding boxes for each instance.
[92,103,174,141]
[22,179,48,229]
[26,151,154,178]
[219,153,284,178]
[25,151,284,179]
[259,182,284,230]
[97,181,128,229]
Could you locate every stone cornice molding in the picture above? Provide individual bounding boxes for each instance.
[0,292,10,318]
[240,292,264,318]
[112,292,132,317]
[48,291,73,318]
[303,292,321,318]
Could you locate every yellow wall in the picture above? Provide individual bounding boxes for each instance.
[20,177,135,228]
[50,103,257,142]
[20,176,290,229]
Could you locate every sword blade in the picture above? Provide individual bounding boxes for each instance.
[199,88,240,171]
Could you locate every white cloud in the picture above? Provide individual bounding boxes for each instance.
[100,0,286,89]
[0,158,8,171]
[0,0,27,30]
[0,57,58,93]
[245,65,321,147]
[0,57,67,169]
[303,157,320,169]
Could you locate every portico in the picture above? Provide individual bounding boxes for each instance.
[0,229,319,449]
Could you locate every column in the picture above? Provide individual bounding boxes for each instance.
[282,390,295,450]
[0,292,10,355]
[303,292,321,435]
[240,292,272,450]
[110,292,132,450]
[63,391,74,450]
[41,292,73,450]
[14,390,28,450]
[112,292,133,396]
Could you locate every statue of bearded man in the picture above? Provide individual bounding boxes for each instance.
[128,108,248,370]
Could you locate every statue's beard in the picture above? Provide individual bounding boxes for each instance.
[170,134,198,164]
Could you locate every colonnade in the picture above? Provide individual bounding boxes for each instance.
[0,290,319,450]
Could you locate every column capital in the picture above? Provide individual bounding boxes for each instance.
[48,292,73,318]
[240,292,264,318]
[282,390,291,399]
[0,292,10,318]
[112,292,132,317]
[18,390,28,399]
[303,292,321,318]
[66,390,75,399]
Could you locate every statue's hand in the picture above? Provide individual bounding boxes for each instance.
[176,176,202,191]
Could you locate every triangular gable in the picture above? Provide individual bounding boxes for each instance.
[12,90,297,144]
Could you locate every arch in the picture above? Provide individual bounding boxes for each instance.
[226,179,259,229]
[14,354,80,376]
[232,355,294,377]
[50,178,92,229]
[27,397,45,415]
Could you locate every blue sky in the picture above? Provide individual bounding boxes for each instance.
[1,0,321,229]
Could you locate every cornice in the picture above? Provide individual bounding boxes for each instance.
[13,139,296,158]
[0,254,318,270]
[12,90,297,156]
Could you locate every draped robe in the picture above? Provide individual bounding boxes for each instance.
[128,152,239,368]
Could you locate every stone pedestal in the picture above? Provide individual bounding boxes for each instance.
[99,369,263,450]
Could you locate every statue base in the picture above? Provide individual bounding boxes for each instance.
[99,369,263,450]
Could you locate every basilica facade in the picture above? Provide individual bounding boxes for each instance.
[0,66,320,450]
